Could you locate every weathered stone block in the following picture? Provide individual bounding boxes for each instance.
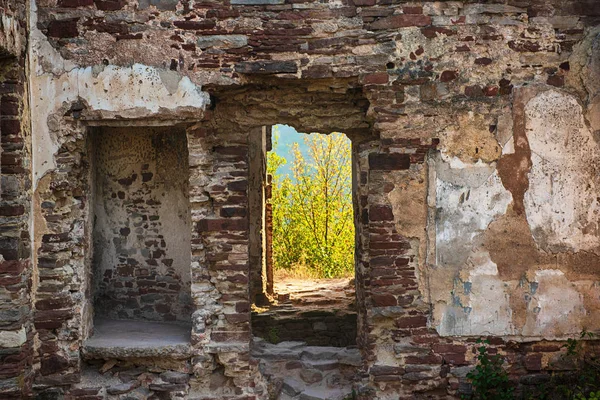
[138,0,179,10]
[173,20,216,30]
[368,153,410,170]
[370,15,431,30]
[58,0,94,6]
[234,61,298,75]
[94,0,127,11]
[197,35,248,49]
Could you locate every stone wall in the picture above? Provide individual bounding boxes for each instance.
[91,126,192,323]
[252,309,357,347]
[0,1,31,398]
[6,0,600,398]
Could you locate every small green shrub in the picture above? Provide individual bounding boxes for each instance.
[463,339,514,400]
[552,331,600,400]
[266,326,280,344]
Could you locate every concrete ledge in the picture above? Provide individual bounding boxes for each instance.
[82,319,192,360]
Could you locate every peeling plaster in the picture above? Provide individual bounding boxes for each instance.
[28,0,209,187]
[523,89,600,254]
[438,251,514,337]
[522,269,586,338]
[434,155,513,269]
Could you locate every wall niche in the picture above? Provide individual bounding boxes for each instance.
[90,126,192,325]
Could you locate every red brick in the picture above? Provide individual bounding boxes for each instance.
[197,218,248,232]
[368,153,410,170]
[421,27,455,39]
[173,20,217,30]
[396,315,427,329]
[0,98,19,116]
[0,205,24,216]
[475,57,493,65]
[0,260,26,274]
[432,344,467,354]
[47,19,79,38]
[405,353,442,364]
[372,293,397,307]
[369,205,394,221]
[547,75,564,87]
[483,86,499,96]
[443,353,467,365]
[403,6,423,14]
[1,120,21,136]
[40,354,70,376]
[440,70,458,82]
[525,353,542,371]
[94,0,126,10]
[363,73,389,85]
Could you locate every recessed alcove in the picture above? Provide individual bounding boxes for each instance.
[85,126,193,352]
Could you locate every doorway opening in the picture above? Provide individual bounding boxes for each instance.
[252,125,357,347]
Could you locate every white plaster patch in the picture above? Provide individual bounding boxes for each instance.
[522,269,586,337]
[523,89,600,254]
[437,251,514,336]
[435,158,513,267]
[432,154,514,337]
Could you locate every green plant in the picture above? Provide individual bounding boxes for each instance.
[268,129,354,279]
[266,326,280,344]
[551,330,600,400]
[463,339,514,400]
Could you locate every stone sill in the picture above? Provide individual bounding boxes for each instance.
[82,318,192,360]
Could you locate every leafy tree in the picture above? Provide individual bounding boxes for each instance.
[268,129,354,278]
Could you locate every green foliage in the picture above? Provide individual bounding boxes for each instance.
[549,331,600,400]
[464,339,514,400]
[266,326,280,344]
[268,129,354,278]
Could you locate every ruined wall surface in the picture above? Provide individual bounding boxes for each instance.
[91,126,192,323]
[0,1,32,398]
[20,0,600,398]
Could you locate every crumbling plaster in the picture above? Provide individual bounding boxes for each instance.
[11,0,600,397]
[429,83,600,339]
[28,0,210,188]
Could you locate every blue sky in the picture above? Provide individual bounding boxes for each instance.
[270,124,310,177]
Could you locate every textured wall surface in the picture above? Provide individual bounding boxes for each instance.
[92,127,192,322]
[0,0,598,398]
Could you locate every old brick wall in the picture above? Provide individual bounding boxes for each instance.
[91,126,192,323]
[0,0,31,398]
[21,0,600,398]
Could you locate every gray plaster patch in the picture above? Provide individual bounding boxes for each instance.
[197,35,248,49]
[158,69,182,95]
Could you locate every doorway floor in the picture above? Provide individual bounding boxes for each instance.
[252,278,357,347]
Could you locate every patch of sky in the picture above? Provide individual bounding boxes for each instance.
[270,124,310,178]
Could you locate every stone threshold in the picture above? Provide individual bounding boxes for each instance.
[82,318,192,360]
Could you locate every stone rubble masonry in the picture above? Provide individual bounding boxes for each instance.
[0,1,32,398]
[0,0,598,399]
